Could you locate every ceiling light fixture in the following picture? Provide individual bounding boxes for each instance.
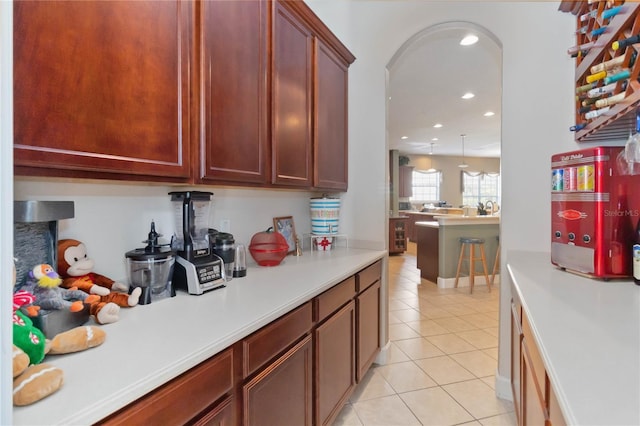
[484,111,495,117]
[427,143,436,172]
[431,137,438,141]
[401,136,408,139]
[433,123,443,128]
[461,92,475,100]
[460,34,479,46]
[458,134,469,168]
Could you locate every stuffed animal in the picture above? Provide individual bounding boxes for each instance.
[23,264,122,325]
[56,239,141,314]
[12,263,107,406]
[57,239,129,296]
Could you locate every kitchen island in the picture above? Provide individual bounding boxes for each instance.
[416,215,499,287]
[13,247,386,425]
[507,251,639,426]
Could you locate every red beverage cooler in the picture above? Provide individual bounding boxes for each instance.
[551,146,640,278]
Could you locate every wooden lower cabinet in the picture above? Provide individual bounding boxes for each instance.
[243,335,313,426]
[357,280,381,381]
[511,289,567,426]
[389,217,407,254]
[315,301,356,426]
[97,348,234,425]
[194,396,235,426]
[98,260,381,425]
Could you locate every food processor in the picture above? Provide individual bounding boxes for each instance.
[170,191,227,295]
[125,221,176,304]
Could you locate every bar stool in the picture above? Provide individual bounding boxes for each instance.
[491,235,500,286]
[454,237,491,294]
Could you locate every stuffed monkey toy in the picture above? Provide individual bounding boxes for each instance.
[57,239,141,314]
[57,239,129,295]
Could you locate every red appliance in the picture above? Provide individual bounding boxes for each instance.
[551,146,640,278]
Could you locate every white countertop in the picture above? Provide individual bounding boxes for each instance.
[507,251,640,426]
[415,216,499,226]
[13,247,386,426]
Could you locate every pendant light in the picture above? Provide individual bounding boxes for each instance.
[427,143,436,172]
[458,134,469,168]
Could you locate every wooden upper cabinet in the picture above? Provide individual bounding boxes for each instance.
[314,39,349,191]
[199,0,269,185]
[13,1,192,181]
[272,1,314,187]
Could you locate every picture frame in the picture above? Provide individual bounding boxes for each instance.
[273,216,297,254]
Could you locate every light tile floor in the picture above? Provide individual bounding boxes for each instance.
[334,243,516,426]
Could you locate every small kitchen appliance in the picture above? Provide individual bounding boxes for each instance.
[125,221,176,304]
[233,243,247,277]
[170,191,226,295]
[551,146,640,278]
[211,231,236,281]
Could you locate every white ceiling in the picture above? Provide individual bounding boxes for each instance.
[388,24,502,159]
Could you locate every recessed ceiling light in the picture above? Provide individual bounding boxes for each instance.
[433,123,443,128]
[484,111,495,117]
[431,138,438,141]
[460,34,479,46]
[401,136,408,139]
[461,92,475,100]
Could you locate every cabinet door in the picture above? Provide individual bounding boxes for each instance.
[357,281,381,381]
[511,302,523,425]
[522,346,547,426]
[399,166,414,198]
[272,1,313,187]
[389,218,407,254]
[314,39,349,191]
[315,301,356,426]
[14,1,192,181]
[193,396,235,426]
[199,0,269,185]
[243,335,313,426]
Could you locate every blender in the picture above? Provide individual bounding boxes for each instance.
[125,221,176,304]
[170,191,227,295]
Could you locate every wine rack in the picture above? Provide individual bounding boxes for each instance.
[560,1,640,141]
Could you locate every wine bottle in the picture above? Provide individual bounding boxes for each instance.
[603,69,630,85]
[590,55,625,74]
[576,82,598,94]
[601,5,623,20]
[612,34,640,51]
[585,106,610,119]
[579,9,598,22]
[568,41,595,56]
[586,70,607,83]
[634,217,640,285]
[595,92,626,108]
[587,80,626,98]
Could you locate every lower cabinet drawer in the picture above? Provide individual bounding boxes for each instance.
[243,301,313,378]
[98,347,234,425]
[314,276,356,322]
[356,260,382,292]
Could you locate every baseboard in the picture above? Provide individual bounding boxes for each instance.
[374,340,391,365]
[437,274,500,289]
[495,370,513,401]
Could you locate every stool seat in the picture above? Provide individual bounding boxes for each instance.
[459,237,485,244]
[455,236,491,294]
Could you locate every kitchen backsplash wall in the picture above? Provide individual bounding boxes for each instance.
[14,178,318,282]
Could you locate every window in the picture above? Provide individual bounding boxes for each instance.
[461,171,501,207]
[410,170,441,203]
